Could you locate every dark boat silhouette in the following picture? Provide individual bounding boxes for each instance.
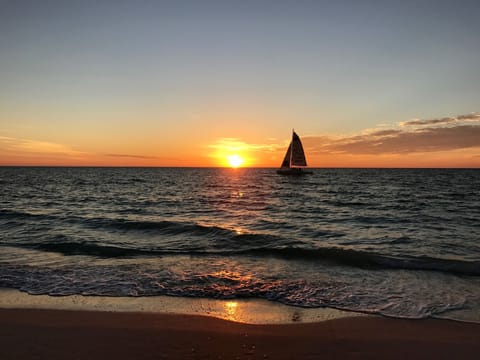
[277,130,312,175]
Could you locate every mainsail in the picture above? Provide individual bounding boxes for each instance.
[290,131,307,167]
[280,130,307,168]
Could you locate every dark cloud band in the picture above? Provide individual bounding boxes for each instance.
[304,114,480,155]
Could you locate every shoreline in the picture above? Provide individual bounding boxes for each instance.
[2,289,480,359]
[1,308,479,360]
[2,288,479,325]
[0,288,365,324]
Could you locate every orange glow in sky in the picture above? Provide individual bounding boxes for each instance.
[1,122,480,168]
[207,138,261,167]
[1,2,479,168]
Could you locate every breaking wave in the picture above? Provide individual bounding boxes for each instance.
[6,239,479,276]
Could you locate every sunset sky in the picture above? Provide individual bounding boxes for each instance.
[1,0,479,167]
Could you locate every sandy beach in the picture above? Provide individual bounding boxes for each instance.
[1,308,479,360]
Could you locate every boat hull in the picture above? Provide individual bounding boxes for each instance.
[276,168,312,175]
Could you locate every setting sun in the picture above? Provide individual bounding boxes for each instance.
[227,154,244,168]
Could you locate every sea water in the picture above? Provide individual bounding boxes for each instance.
[0,167,479,322]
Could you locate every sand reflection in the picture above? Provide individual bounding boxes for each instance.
[224,301,239,321]
[0,288,364,324]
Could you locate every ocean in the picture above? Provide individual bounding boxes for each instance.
[1,167,479,322]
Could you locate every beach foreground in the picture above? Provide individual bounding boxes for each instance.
[1,309,479,360]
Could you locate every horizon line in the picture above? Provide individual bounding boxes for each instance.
[1,165,479,169]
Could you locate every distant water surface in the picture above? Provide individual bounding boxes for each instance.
[1,168,479,322]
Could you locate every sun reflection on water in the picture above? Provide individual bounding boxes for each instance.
[224,301,239,321]
[234,227,244,235]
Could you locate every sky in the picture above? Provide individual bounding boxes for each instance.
[1,0,479,167]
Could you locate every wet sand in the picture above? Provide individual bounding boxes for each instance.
[1,308,479,360]
[0,288,363,324]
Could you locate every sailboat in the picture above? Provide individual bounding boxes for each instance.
[277,130,312,175]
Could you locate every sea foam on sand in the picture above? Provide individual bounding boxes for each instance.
[0,288,362,324]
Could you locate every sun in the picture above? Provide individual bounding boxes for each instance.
[227,154,244,168]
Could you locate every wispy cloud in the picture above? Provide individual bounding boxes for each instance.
[303,112,480,155]
[105,153,158,159]
[0,136,87,157]
[367,129,403,137]
[208,138,281,152]
[207,138,284,166]
[400,112,480,127]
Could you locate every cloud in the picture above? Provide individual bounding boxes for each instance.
[208,138,281,152]
[106,153,158,159]
[207,137,284,166]
[105,153,190,163]
[368,129,403,137]
[401,112,480,126]
[304,112,480,155]
[0,136,86,157]
[457,113,480,120]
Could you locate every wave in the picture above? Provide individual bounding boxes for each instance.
[247,247,480,275]
[0,210,251,238]
[2,210,479,276]
[0,209,55,220]
[7,240,480,276]
[86,217,235,236]
[0,210,250,241]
